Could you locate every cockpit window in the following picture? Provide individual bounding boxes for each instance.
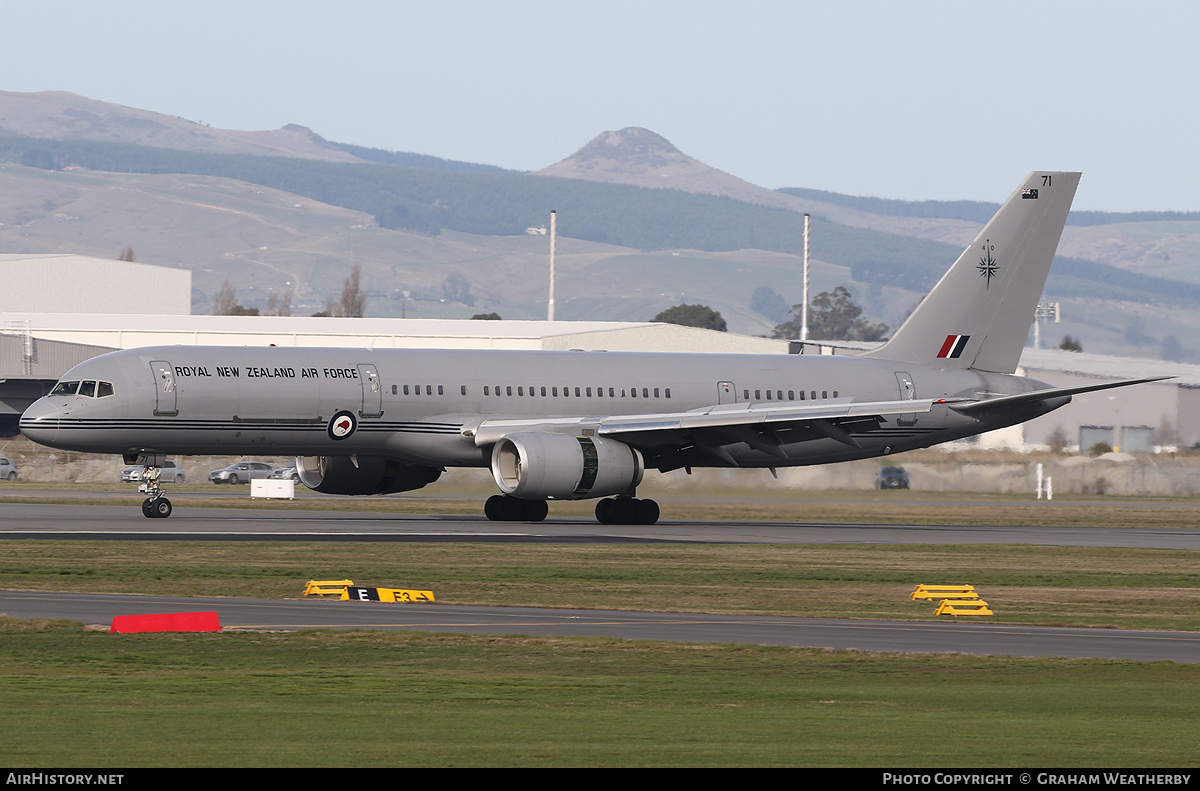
[79,381,96,398]
[97,381,115,398]
[50,381,80,396]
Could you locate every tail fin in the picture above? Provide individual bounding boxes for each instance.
[864,171,1080,374]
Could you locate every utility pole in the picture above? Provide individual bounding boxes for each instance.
[547,210,556,321]
[801,213,810,342]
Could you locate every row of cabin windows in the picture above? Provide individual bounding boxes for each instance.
[385,384,837,402]
[392,385,446,396]
[390,384,672,399]
[744,388,838,401]
[50,380,116,398]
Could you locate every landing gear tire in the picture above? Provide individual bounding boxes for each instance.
[142,497,172,519]
[595,497,659,525]
[485,494,548,522]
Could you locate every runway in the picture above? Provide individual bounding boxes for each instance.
[3,502,1198,663]
[3,501,1200,548]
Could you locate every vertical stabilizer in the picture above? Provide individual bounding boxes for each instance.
[864,171,1080,374]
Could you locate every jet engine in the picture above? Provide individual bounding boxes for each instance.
[491,433,643,500]
[296,455,442,495]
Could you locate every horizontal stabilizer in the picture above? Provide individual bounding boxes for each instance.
[950,376,1173,416]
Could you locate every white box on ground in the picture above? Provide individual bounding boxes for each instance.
[251,479,295,499]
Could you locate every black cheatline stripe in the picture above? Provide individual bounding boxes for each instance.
[25,419,462,430]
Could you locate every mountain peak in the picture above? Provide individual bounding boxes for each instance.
[568,127,686,168]
[537,127,705,183]
[536,127,802,213]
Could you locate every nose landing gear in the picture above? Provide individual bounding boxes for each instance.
[136,463,173,518]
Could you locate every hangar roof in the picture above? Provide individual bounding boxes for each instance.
[0,313,791,355]
[1018,348,1200,388]
[0,255,191,315]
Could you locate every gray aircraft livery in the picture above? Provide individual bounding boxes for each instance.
[19,172,1164,522]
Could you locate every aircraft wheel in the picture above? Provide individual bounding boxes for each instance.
[635,498,660,526]
[150,498,173,519]
[484,495,504,521]
[595,498,614,525]
[523,499,548,522]
[609,497,637,525]
[141,498,154,518]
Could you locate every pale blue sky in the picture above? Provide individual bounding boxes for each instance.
[5,1,1198,211]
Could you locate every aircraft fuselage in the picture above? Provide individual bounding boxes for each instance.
[20,344,1058,470]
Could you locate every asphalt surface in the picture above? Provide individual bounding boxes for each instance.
[3,501,1200,548]
[3,501,1198,662]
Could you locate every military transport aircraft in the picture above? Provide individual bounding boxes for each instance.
[19,172,1165,522]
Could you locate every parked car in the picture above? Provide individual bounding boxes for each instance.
[0,456,18,480]
[268,462,301,483]
[122,460,185,484]
[209,461,274,484]
[875,466,910,490]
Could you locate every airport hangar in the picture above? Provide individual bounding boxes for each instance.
[0,254,1195,450]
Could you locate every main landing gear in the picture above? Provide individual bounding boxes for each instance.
[137,465,173,519]
[595,496,659,526]
[485,495,548,522]
[482,494,661,525]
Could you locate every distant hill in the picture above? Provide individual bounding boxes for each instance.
[5,90,1200,360]
[0,90,503,174]
[0,89,365,162]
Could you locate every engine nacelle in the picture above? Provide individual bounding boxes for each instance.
[296,455,442,495]
[491,433,643,500]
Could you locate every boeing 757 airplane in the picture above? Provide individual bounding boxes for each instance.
[19,172,1165,522]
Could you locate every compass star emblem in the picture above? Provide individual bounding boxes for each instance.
[977,240,998,288]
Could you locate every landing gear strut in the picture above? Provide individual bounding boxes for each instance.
[595,496,659,525]
[137,465,173,519]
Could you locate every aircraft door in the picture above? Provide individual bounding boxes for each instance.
[150,360,178,416]
[718,381,737,404]
[895,371,916,426]
[358,364,383,418]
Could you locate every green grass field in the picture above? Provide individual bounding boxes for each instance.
[3,618,1199,767]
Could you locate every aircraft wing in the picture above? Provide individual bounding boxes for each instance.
[468,397,951,450]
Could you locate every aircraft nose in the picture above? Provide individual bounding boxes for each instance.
[19,398,59,446]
